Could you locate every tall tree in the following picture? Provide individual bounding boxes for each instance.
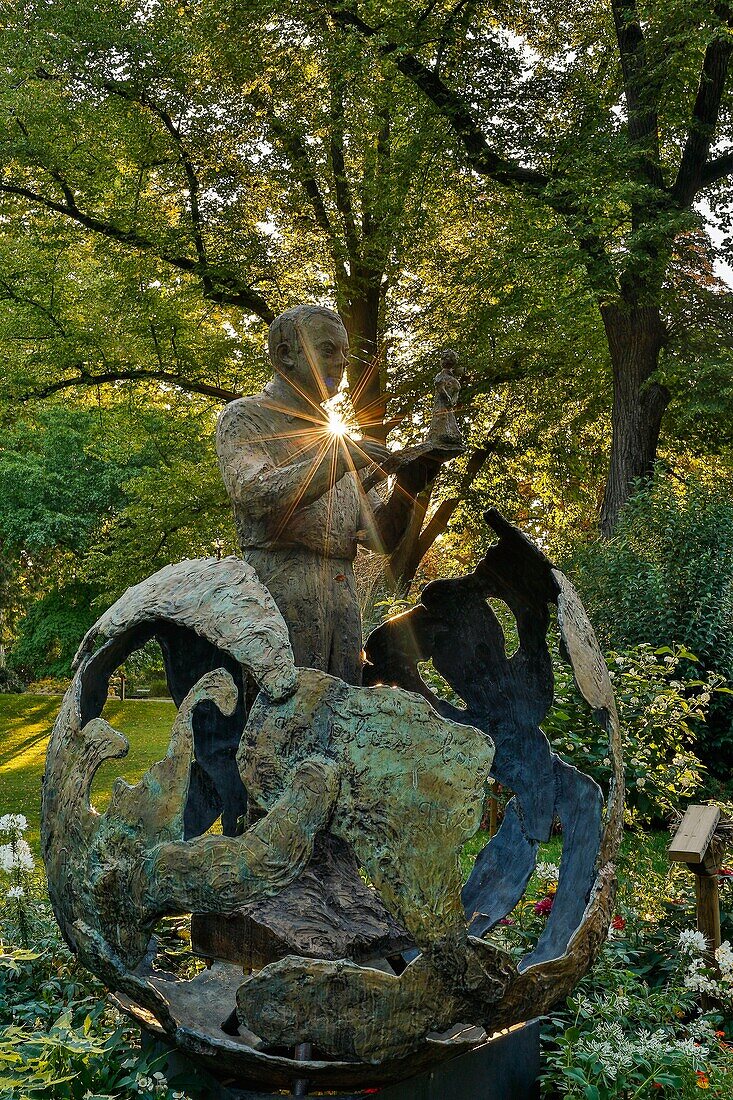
[327,0,733,532]
[0,2,444,438]
[219,15,443,440]
[0,0,510,590]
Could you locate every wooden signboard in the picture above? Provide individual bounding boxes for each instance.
[668,805,720,864]
[668,804,725,981]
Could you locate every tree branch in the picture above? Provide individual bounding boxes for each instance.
[0,278,68,335]
[672,8,733,205]
[417,437,501,558]
[103,82,212,291]
[328,4,550,192]
[0,181,274,319]
[700,150,733,187]
[328,65,360,256]
[361,93,392,249]
[23,369,241,403]
[257,101,333,238]
[328,4,620,299]
[609,0,662,185]
[14,70,275,319]
[434,0,476,74]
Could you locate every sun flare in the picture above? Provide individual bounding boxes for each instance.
[327,409,348,437]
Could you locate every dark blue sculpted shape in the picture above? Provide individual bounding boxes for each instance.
[77,620,248,840]
[363,509,605,968]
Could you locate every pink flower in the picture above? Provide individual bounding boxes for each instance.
[499,917,515,926]
[718,868,733,877]
[612,915,626,931]
[534,896,553,916]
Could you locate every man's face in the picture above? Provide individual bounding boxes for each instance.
[277,312,349,404]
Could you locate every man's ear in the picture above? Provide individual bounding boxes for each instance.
[276,341,295,370]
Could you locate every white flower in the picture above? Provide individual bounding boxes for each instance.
[0,840,34,873]
[716,940,733,977]
[676,1036,707,1061]
[535,861,560,881]
[678,928,708,954]
[687,1016,717,1040]
[684,957,720,994]
[6,885,24,899]
[0,814,27,834]
[13,839,34,871]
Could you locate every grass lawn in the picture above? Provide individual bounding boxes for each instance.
[0,693,176,853]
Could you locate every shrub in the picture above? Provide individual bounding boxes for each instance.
[544,644,722,826]
[24,677,70,695]
[146,678,171,698]
[123,639,167,686]
[491,838,733,1098]
[0,666,24,693]
[0,878,200,1098]
[565,475,733,770]
[9,582,99,681]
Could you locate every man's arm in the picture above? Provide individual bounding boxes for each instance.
[217,400,384,520]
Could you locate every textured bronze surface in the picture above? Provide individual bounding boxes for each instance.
[42,508,623,1087]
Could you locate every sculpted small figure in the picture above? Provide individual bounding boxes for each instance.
[427,348,464,448]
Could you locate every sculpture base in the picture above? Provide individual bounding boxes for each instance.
[140,1019,540,1099]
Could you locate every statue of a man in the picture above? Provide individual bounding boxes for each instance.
[217,304,454,684]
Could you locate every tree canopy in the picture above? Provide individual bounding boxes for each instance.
[1,0,733,680]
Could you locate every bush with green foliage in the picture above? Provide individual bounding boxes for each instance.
[0,934,196,1099]
[566,476,733,769]
[497,844,733,1098]
[121,640,170,698]
[9,583,100,681]
[0,667,24,694]
[541,958,733,1098]
[0,876,197,1097]
[544,644,723,826]
[145,679,171,698]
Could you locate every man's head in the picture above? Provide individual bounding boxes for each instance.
[268,305,348,404]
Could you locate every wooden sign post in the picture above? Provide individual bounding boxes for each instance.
[669,805,724,958]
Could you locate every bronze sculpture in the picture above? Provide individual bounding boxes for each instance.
[216,304,461,682]
[41,306,623,1093]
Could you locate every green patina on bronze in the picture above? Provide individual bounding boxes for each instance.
[241,667,493,948]
[41,544,622,1072]
[43,667,342,970]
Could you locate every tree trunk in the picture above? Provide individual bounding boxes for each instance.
[341,268,386,443]
[384,482,435,593]
[385,442,499,592]
[599,302,670,537]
